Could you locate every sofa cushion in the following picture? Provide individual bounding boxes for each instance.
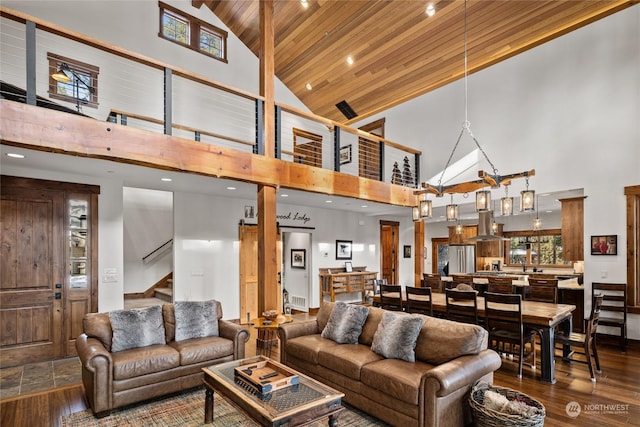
[415,315,487,365]
[163,301,224,342]
[316,301,334,332]
[361,358,433,406]
[318,344,383,380]
[359,305,384,346]
[321,302,369,344]
[111,344,180,380]
[83,312,113,351]
[174,300,219,342]
[371,311,424,362]
[109,305,166,352]
[169,335,233,365]
[287,335,340,365]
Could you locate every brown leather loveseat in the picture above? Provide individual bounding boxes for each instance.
[277,301,501,427]
[76,301,249,417]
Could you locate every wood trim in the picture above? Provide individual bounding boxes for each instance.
[431,237,448,274]
[625,185,640,309]
[414,220,425,286]
[1,100,416,208]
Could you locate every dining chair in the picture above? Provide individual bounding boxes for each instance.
[525,278,559,303]
[555,294,604,381]
[487,282,516,294]
[445,288,479,325]
[592,282,627,352]
[404,286,433,316]
[422,276,443,293]
[484,292,537,379]
[379,284,403,311]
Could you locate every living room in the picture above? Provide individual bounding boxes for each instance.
[1,1,639,426]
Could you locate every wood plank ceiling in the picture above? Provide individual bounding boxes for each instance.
[197,0,635,123]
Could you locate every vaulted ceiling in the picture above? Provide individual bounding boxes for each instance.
[198,0,635,123]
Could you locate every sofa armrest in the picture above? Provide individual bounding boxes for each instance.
[76,333,114,415]
[277,320,320,365]
[424,349,502,397]
[218,320,250,359]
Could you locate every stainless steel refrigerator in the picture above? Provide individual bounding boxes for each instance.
[447,245,476,274]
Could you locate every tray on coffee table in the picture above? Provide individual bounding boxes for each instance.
[234,359,299,394]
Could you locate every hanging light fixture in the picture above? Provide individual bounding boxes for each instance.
[419,194,432,219]
[456,220,463,234]
[491,201,499,234]
[500,186,514,216]
[476,189,491,212]
[520,176,535,212]
[414,0,535,219]
[533,195,542,230]
[446,194,458,221]
[412,206,420,222]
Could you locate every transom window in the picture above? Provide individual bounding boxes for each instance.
[159,2,227,62]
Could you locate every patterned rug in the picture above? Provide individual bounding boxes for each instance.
[61,387,389,426]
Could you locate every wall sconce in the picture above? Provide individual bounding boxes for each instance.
[520,177,535,212]
[476,190,491,212]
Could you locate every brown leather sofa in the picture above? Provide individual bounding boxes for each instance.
[277,301,501,427]
[76,302,249,417]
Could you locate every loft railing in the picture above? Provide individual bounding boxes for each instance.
[0,7,421,188]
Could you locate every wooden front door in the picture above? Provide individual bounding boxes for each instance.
[380,221,399,284]
[1,186,65,365]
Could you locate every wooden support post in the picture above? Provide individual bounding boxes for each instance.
[257,0,278,314]
[414,220,425,286]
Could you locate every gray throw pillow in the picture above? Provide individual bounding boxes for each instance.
[371,311,424,362]
[174,300,219,341]
[321,302,369,344]
[109,305,166,352]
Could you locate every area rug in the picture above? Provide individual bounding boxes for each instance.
[61,387,390,426]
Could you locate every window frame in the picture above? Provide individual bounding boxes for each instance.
[47,53,99,109]
[502,228,572,268]
[158,2,228,63]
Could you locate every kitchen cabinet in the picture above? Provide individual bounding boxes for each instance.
[476,223,504,257]
[448,225,477,245]
[560,196,586,261]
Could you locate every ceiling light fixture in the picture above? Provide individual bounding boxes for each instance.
[6,153,25,158]
[346,56,354,65]
[300,0,309,9]
[161,177,172,182]
[533,195,542,230]
[305,82,312,90]
[500,185,514,216]
[426,4,436,17]
[414,0,535,218]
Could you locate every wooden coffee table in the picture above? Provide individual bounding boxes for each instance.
[203,356,344,426]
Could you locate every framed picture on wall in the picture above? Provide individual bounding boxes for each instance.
[404,245,411,258]
[291,249,306,268]
[336,240,353,260]
[590,235,617,255]
[339,145,352,165]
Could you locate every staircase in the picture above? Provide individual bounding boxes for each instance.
[154,277,173,302]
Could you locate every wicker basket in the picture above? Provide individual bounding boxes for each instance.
[469,382,546,427]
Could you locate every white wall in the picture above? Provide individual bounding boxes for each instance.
[123,187,173,293]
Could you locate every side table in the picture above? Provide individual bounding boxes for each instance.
[251,315,293,358]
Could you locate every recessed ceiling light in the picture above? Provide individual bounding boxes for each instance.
[300,0,309,9]
[226,186,236,190]
[325,200,333,203]
[426,4,435,17]
[361,205,368,208]
[305,82,312,90]
[280,194,289,197]
[161,177,172,182]
[6,153,25,158]
[346,56,354,65]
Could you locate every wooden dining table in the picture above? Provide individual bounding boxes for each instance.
[373,291,575,384]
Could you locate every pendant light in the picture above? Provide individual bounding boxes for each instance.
[501,186,513,216]
[532,195,542,230]
[419,194,432,219]
[446,194,458,221]
[520,177,535,212]
[476,189,491,212]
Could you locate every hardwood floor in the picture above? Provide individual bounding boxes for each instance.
[1,327,638,427]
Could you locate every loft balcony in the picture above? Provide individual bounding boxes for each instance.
[0,7,420,209]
